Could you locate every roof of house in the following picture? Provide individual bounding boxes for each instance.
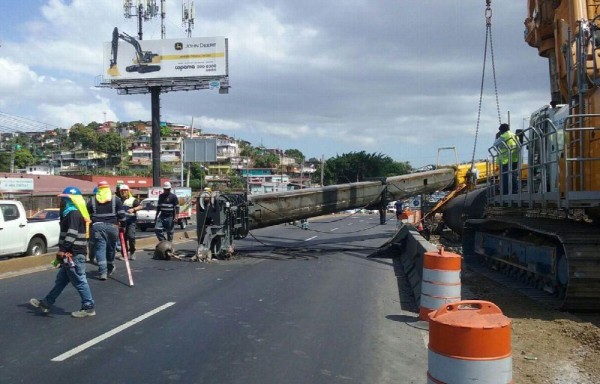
[0,173,99,196]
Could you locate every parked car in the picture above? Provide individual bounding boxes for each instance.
[29,208,61,220]
[386,201,397,213]
[0,200,60,257]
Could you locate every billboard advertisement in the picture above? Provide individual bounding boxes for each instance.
[103,30,227,80]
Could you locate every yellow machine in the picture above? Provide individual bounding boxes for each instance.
[107,27,161,76]
[461,1,600,311]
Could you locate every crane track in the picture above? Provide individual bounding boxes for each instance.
[463,217,600,312]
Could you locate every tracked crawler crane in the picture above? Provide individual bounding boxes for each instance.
[461,1,600,311]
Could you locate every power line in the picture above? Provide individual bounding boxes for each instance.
[0,112,60,133]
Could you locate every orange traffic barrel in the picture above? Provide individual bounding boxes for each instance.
[419,247,461,321]
[427,301,513,384]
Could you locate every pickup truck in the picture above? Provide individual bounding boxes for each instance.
[136,197,192,232]
[0,200,60,257]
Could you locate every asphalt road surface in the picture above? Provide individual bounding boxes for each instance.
[0,214,428,384]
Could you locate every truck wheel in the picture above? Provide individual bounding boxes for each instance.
[26,237,47,256]
[179,218,187,230]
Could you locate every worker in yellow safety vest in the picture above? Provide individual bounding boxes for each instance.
[494,123,519,194]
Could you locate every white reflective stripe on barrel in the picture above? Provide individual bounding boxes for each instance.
[423,269,460,284]
[428,349,513,384]
[420,294,460,311]
[421,281,461,297]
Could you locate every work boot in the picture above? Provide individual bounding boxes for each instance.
[30,298,50,314]
[71,308,96,318]
[129,251,136,261]
[108,264,116,276]
[99,273,108,281]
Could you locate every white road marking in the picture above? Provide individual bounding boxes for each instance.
[330,228,339,232]
[51,302,176,362]
[305,236,317,241]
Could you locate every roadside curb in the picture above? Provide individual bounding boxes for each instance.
[0,229,197,279]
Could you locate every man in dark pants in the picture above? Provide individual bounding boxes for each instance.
[493,123,520,194]
[155,181,179,242]
[87,181,125,280]
[30,187,95,318]
[118,184,141,260]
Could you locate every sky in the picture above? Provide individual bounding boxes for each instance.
[0,0,551,167]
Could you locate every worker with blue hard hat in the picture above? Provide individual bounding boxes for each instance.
[29,186,96,318]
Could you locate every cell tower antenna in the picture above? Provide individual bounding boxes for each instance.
[123,0,159,40]
[161,0,166,39]
[182,0,195,38]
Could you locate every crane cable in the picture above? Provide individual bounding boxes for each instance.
[469,0,502,185]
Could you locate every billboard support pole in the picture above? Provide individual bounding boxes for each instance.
[151,86,161,187]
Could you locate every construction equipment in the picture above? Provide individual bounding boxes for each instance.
[194,169,455,261]
[107,27,161,76]
[459,1,600,311]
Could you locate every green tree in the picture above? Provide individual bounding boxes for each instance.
[14,148,35,169]
[0,152,10,172]
[97,132,127,165]
[284,149,304,164]
[253,152,279,168]
[319,151,412,185]
[69,123,98,150]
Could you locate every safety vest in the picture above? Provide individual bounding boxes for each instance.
[122,196,137,221]
[497,131,519,165]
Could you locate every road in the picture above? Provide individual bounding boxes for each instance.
[0,214,428,384]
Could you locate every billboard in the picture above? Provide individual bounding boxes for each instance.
[183,138,217,163]
[103,32,228,81]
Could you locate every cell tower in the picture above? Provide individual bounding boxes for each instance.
[123,0,159,40]
[182,0,195,38]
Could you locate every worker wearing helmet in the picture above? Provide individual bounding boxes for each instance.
[87,181,126,280]
[30,186,95,318]
[494,123,520,194]
[155,181,179,242]
[118,184,141,260]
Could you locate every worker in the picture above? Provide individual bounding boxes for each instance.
[86,186,98,264]
[394,200,403,220]
[301,218,309,230]
[155,181,179,242]
[494,123,520,194]
[29,186,95,318]
[87,181,125,280]
[118,184,141,260]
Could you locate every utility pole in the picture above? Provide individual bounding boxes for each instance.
[123,0,158,40]
[320,155,324,186]
[161,0,166,39]
[182,0,195,38]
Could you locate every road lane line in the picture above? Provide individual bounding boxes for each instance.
[51,302,176,362]
[330,228,339,232]
[305,236,317,241]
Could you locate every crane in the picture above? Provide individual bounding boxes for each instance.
[452,1,600,311]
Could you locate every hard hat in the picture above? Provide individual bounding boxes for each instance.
[120,184,130,190]
[98,181,109,188]
[58,186,82,197]
[203,187,212,192]
[163,181,172,189]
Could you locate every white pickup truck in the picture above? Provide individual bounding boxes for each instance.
[136,197,192,232]
[0,200,60,257]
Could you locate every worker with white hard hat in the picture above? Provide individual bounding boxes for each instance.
[155,181,179,242]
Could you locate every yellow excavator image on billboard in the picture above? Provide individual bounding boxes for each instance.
[107,27,161,76]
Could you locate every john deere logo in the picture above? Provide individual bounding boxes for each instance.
[175,42,183,50]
